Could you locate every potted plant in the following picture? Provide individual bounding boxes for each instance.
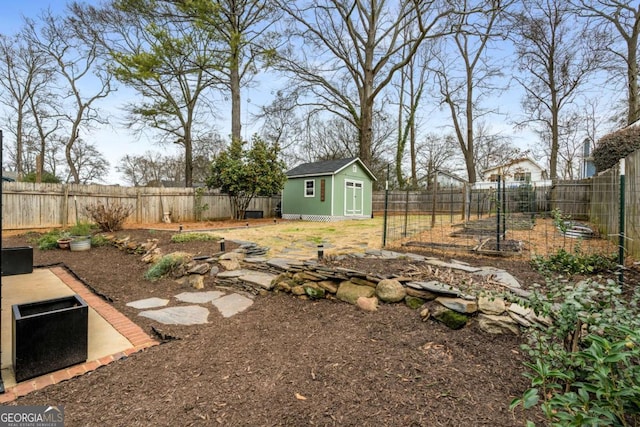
[56,231,72,249]
[69,222,94,252]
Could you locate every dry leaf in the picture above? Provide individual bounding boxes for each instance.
[295,393,307,400]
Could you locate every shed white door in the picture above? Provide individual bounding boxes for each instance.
[344,180,363,215]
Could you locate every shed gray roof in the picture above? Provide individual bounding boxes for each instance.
[285,157,377,180]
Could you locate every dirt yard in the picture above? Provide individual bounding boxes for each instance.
[3,219,623,426]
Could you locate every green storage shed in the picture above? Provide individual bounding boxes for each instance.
[282,158,377,221]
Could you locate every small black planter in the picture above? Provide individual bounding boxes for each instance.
[12,295,88,382]
[244,210,264,219]
[1,246,33,276]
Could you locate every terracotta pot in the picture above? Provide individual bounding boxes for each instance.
[57,238,72,250]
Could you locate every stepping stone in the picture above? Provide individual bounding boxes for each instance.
[212,294,254,318]
[126,297,170,309]
[139,306,209,325]
[238,271,278,290]
[175,291,225,304]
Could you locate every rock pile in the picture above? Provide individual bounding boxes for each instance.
[258,253,551,335]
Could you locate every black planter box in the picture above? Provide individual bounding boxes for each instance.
[12,295,88,382]
[1,246,33,276]
[244,210,264,219]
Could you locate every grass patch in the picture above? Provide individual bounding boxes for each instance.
[170,232,219,243]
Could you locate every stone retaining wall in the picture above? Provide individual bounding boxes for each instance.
[108,235,550,335]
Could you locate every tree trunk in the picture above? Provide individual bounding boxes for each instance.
[16,112,24,180]
[628,35,639,124]
[184,135,193,187]
[230,54,242,142]
[66,118,80,184]
[550,89,559,182]
[465,72,476,184]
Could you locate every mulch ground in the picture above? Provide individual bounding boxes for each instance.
[0,223,587,426]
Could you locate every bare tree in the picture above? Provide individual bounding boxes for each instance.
[472,121,522,179]
[572,1,640,125]
[393,23,434,189]
[0,33,53,178]
[65,139,110,184]
[274,0,457,169]
[117,151,179,187]
[23,10,113,184]
[416,133,463,189]
[433,0,510,184]
[258,90,307,157]
[510,0,604,182]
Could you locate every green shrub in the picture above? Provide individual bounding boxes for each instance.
[531,246,618,275]
[592,126,640,173]
[510,278,640,426]
[144,253,190,281]
[22,171,61,183]
[170,232,219,243]
[69,221,95,236]
[35,230,65,250]
[91,234,110,247]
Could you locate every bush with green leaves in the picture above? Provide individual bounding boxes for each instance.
[592,126,640,173]
[144,253,190,281]
[69,221,96,236]
[170,232,219,243]
[531,246,618,275]
[90,234,110,247]
[34,230,65,250]
[511,278,640,426]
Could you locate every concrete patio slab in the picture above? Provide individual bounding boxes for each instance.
[1,267,158,403]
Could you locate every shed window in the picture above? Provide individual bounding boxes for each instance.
[514,172,531,182]
[305,180,315,197]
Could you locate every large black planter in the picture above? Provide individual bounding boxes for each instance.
[1,246,33,276]
[12,295,88,382]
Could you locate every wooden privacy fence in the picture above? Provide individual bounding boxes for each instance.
[590,150,640,258]
[1,182,279,230]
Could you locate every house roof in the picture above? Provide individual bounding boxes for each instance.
[286,157,377,181]
[482,157,545,174]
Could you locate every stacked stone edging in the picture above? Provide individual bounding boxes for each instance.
[107,235,549,335]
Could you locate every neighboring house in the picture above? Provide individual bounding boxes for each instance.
[282,157,377,221]
[475,157,551,189]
